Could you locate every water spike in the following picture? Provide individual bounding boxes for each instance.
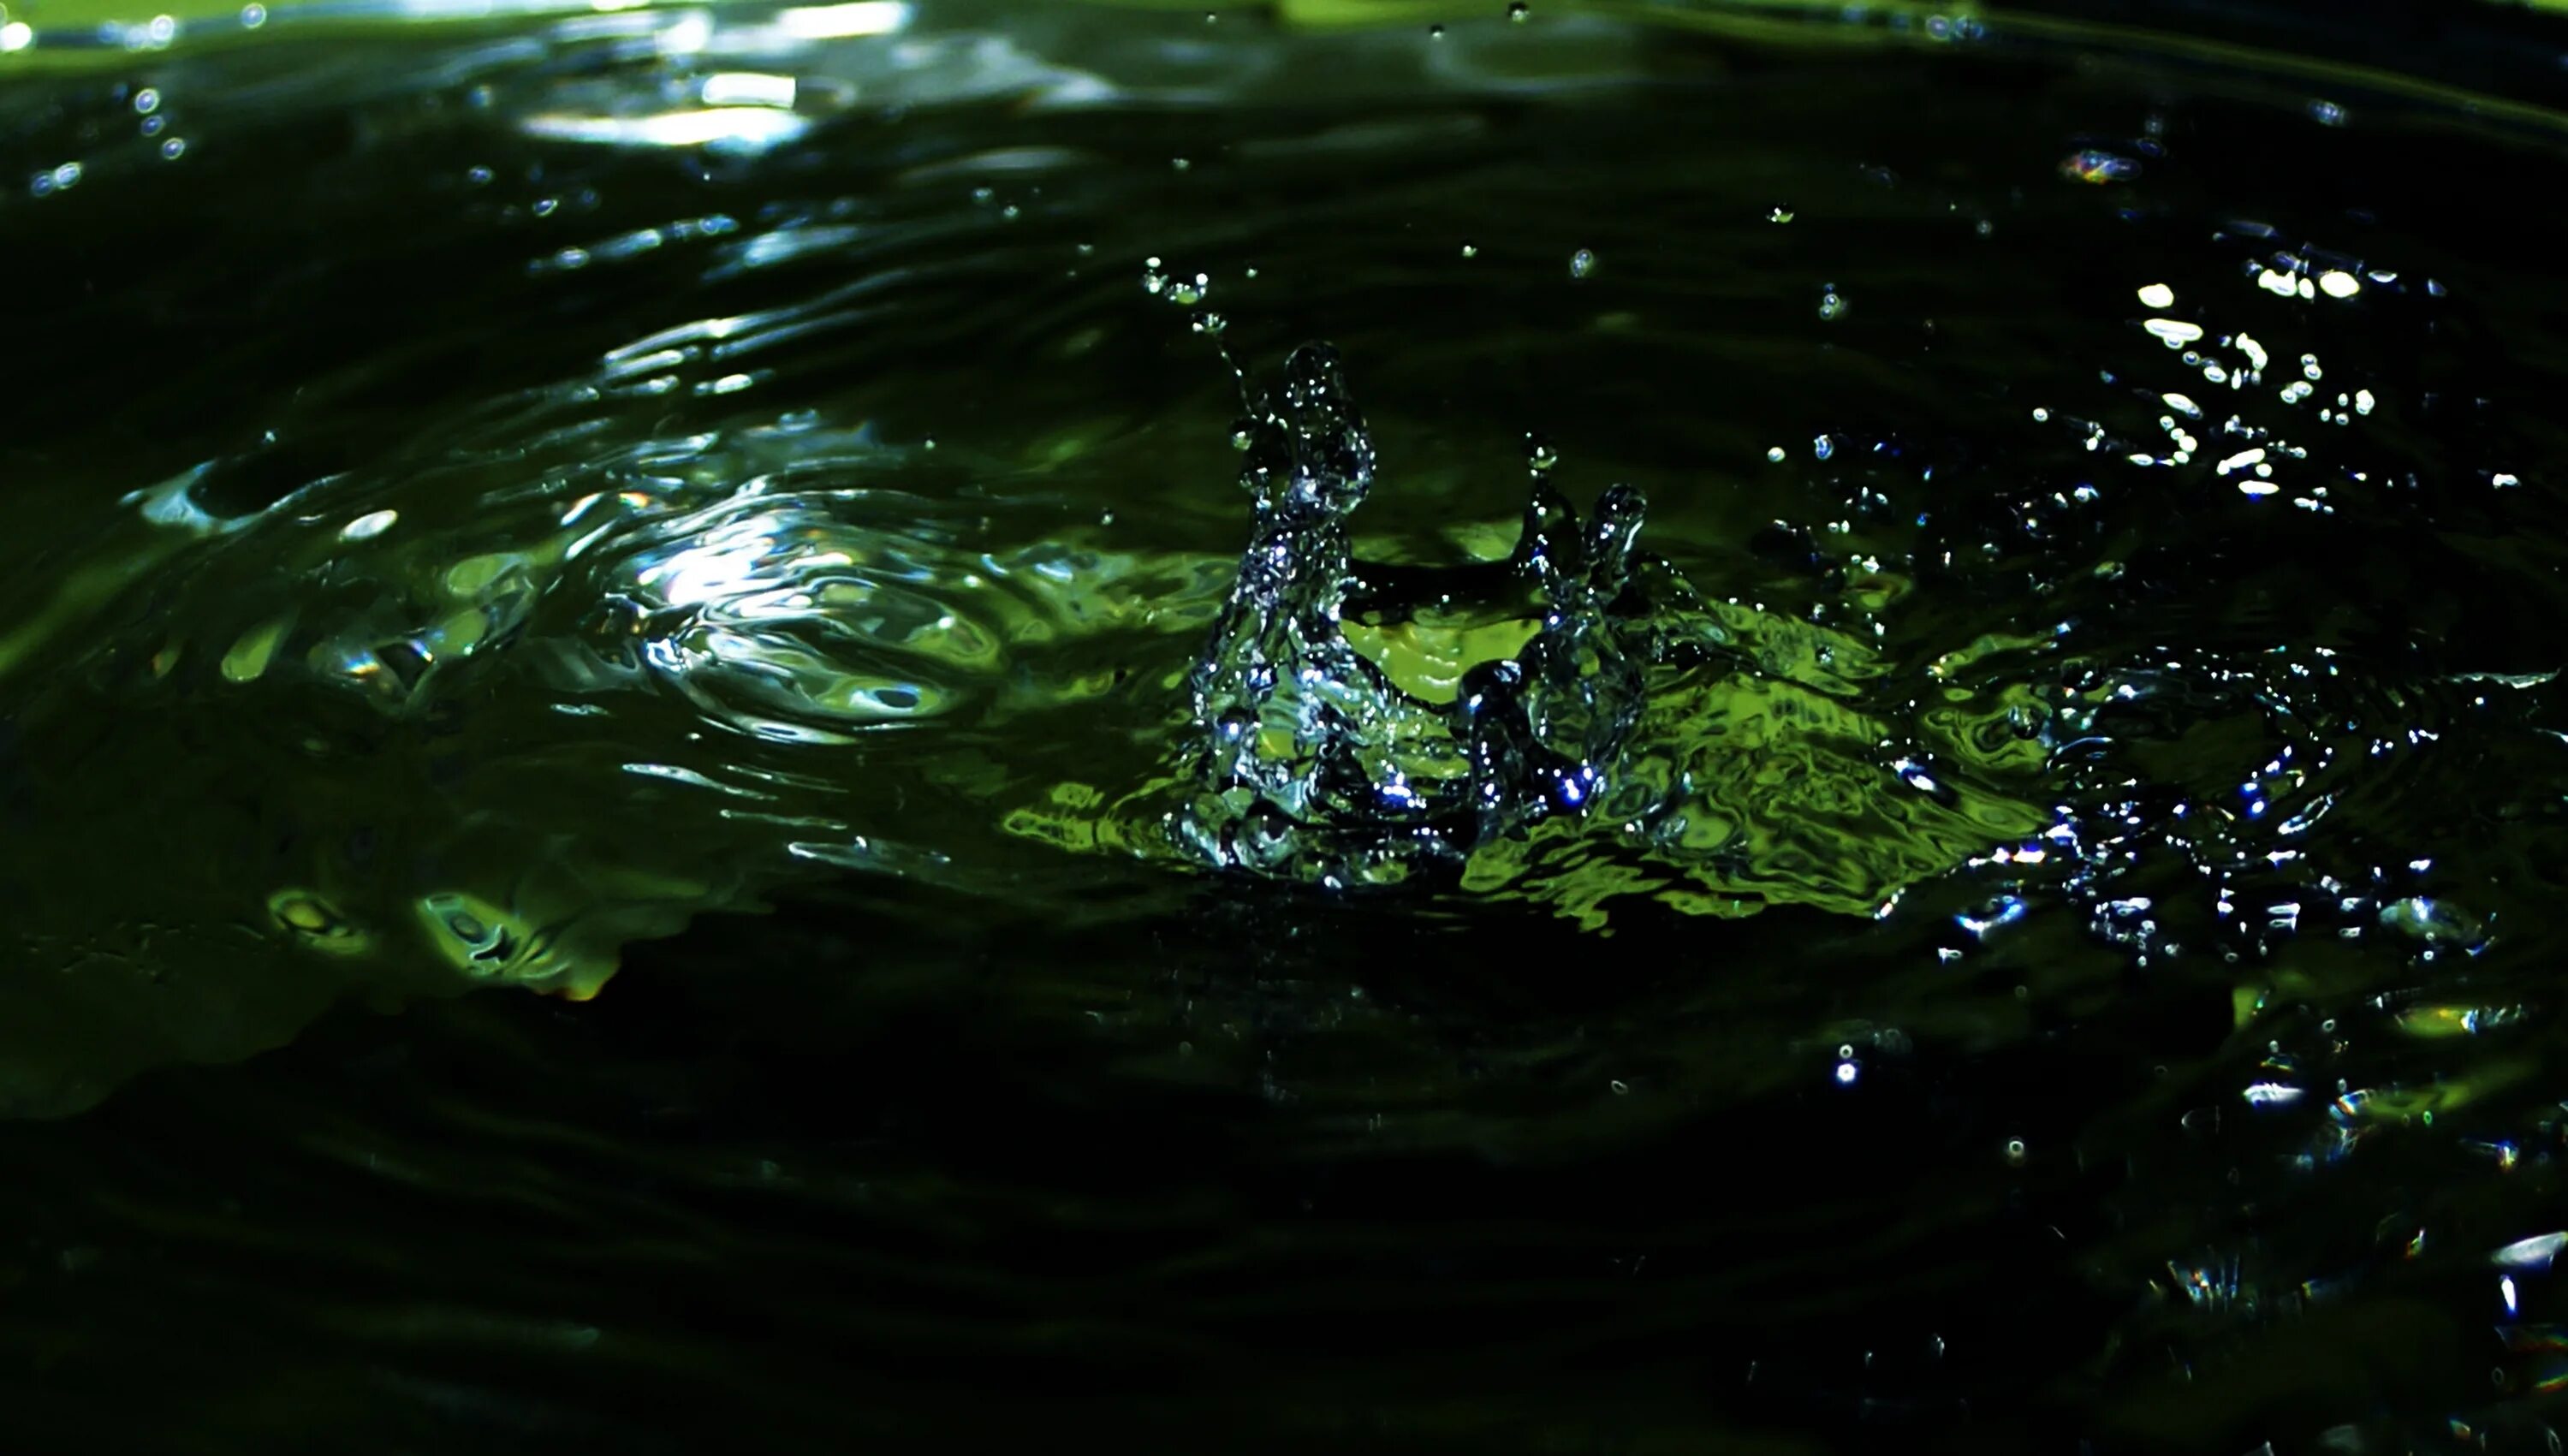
[1586,484,1647,599]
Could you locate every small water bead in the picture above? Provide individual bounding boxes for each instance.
[1508,2,1529,19]
[1768,204,1794,223]
[1765,446,1786,463]
[1428,22,1444,37]
[1526,435,1559,472]
[1817,285,1848,321]
[1569,247,1596,279]
[1460,241,1478,259]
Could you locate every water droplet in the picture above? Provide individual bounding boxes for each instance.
[1171,157,1191,172]
[1817,286,1847,321]
[134,87,160,115]
[1460,241,1478,258]
[1765,446,1786,463]
[1569,247,1596,279]
[1508,2,1529,20]
[1609,1078,1630,1094]
[1526,435,1559,472]
[1428,22,1444,37]
[1767,204,1794,223]
[240,1,265,25]
[2004,1138,2029,1168]
[2137,282,2175,308]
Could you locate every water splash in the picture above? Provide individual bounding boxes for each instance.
[1168,342,1656,888]
[1162,343,2047,924]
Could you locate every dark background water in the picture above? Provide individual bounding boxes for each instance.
[6,3,2568,1453]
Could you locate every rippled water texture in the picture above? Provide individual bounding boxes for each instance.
[6,3,2568,1451]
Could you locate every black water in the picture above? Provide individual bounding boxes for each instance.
[5,3,2568,1452]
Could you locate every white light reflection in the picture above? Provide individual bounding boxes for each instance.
[340,509,399,542]
[2493,1233,2568,1270]
[0,20,31,50]
[521,108,810,152]
[702,72,796,109]
[776,1,908,38]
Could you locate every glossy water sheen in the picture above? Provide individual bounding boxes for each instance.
[4,3,2568,1452]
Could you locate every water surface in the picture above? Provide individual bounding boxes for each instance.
[4,3,2568,1451]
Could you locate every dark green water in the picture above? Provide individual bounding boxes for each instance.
[6,3,2568,1451]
